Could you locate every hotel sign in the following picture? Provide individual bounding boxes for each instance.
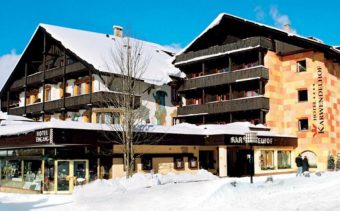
[312,66,325,137]
[35,129,53,144]
[230,136,273,145]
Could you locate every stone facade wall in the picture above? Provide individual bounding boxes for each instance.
[264,49,340,170]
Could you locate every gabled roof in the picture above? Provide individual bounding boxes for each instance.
[1,24,184,95]
[39,24,184,85]
[177,13,340,59]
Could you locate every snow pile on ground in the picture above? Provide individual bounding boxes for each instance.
[1,171,340,211]
[73,169,217,204]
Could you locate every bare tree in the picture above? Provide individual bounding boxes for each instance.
[100,37,162,178]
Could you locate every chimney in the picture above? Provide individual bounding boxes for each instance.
[113,25,123,37]
[283,23,291,33]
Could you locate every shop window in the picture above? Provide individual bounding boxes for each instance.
[298,89,308,102]
[23,160,43,190]
[43,159,55,192]
[0,160,23,188]
[277,151,291,169]
[298,119,309,131]
[141,156,152,171]
[297,60,307,72]
[174,156,184,170]
[260,150,275,170]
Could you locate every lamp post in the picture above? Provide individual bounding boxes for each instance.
[245,132,257,184]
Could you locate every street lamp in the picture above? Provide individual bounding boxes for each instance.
[245,132,257,184]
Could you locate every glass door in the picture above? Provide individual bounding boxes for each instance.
[57,161,70,192]
[73,161,87,186]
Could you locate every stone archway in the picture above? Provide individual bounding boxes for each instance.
[300,150,317,168]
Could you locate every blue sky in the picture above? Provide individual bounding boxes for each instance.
[0,0,339,57]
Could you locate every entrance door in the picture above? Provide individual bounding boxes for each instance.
[199,151,214,170]
[53,160,89,193]
[57,161,70,192]
[73,161,86,186]
[227,148,254,177]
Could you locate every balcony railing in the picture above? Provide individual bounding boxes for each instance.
[7,91,141,116]
[179,66,269,91]
[177,96,269,116]
[10,62,87,90]
[174,37,274,65]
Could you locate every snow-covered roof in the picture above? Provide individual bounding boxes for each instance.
[0,51,21,92]
[39,24,185,86]
[0,112,33,122]
[176,13,340,57]
[0,115,294,138]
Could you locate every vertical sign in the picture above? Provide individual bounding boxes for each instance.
[312,66,325,137]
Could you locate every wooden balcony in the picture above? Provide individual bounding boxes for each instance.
[7,91,141,116]
[179,66,269,91]
[177,96,269,116]
[10,62,87,90]
[174,37,273,65]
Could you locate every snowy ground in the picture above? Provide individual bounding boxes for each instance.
[0,170,340,211]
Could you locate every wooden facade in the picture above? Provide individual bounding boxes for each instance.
[0,26,140,122]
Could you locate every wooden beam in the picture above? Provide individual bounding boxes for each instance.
[42,31,47,121]
[6,91,9,114]
[24,63,28,115]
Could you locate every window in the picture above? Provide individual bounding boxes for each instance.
[154,91,167,125]
[297,60,307,72]
[246,90,259,97]
[277,151,291,169]
[71,113,80,121]
[113,112,120,124]
[170,84,179,106]
[189,157,198,168]
[141,156,152,171]
[45,86,51,102]
[73,83,82,96]
[298,89,308,102]
[44,115,51,122]
[96,112,121,124]
[260,150,275,170]
[298,119,309,131]
[174,156,184,169]
[26,95,31,105]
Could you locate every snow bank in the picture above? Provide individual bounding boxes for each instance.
[73,170,217,204]
[1,171,340,210]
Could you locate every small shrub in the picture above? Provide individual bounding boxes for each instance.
[327,154,335,171]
